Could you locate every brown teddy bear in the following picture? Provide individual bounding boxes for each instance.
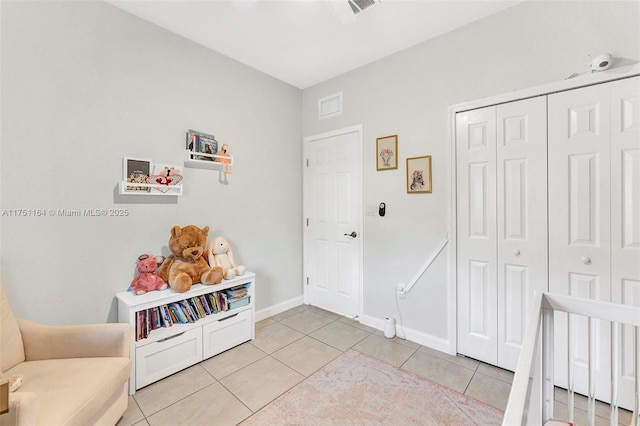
[158,225,224,293]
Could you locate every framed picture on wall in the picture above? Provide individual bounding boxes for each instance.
[123,157,152,192]
[376,135,398,170]
[406,155,432,194]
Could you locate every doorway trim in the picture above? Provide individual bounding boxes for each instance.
[302,124,364,319]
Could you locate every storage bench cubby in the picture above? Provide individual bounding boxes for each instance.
[116,272,255,394]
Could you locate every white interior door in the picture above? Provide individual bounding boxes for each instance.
[496,97,548,371]
[548,82,612,404]
[610,76,640,410]
[456,106,498,365]
[303,126,362,318]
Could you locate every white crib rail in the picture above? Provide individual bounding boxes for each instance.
[503,292,640,426]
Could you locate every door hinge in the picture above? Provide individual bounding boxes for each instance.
[306,159,309,167]
[306,277,309,285]
[306,218,309,226]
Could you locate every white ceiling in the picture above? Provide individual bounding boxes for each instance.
[107,0,523,89]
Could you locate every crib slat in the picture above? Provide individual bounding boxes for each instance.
[543,306,555,422]
[611,321,619,426]
[588,317,596,426]
[634,326,639,426]
[568,313,575,424]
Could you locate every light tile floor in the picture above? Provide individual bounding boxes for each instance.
[117,304,632,426]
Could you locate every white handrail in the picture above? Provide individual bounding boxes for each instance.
[398,234,448,295]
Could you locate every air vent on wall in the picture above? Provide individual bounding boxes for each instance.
[328,0,381,24]
[318,92,343,120]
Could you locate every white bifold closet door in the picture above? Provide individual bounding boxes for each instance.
[549,76,639,408]
[456,96,548,370]
[610,77,640,409]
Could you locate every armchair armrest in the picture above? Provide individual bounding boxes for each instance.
[17,319,130,361]
[0,392,37,426]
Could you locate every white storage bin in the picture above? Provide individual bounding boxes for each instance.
[203,308,253,359]
[136,327,203,389]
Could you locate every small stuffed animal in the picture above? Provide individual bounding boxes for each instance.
[208,236,246,280]
[130,254,168,295]
[158,225,224,293]
[215,143,232,174]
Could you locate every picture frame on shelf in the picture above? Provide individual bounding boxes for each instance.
[186,129,217,161]
[376,135,398,171]
[406,155,432,194]
[146,163,183,194]
[123,157,152,193]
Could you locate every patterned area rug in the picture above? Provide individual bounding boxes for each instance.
[241,349,504,425]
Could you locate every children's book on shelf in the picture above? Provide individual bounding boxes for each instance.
[186,129,218,161]
[133,287,252,341]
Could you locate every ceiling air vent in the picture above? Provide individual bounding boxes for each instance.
[318,92,343,120]
[348,0,377,15]
[328,0,381,24]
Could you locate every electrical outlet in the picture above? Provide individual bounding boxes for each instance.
[396,283,406,299]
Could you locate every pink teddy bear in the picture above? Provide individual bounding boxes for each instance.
[130,254,168,295]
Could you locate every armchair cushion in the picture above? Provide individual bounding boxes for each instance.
[17,319,129,360]
[0,282,25,372]
[3,358,130,426]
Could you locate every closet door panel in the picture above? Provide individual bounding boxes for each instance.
[496,96,548,371]
[548,83,611,403]
[610,76,640,409]
[456,106,498,364]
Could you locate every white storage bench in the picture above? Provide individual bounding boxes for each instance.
[116,272,255,394]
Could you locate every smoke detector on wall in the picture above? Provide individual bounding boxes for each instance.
[328,0,382,24]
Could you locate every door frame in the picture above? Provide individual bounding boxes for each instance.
[302,124,364,318]
[447,63,640,356]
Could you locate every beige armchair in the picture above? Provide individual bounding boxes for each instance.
[0,281,131,426]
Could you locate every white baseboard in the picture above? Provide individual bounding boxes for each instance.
[360,313,455,355]
[255,296,304,322]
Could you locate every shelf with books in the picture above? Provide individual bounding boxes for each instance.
[132,284,250,343]
[183,129,234,170]
[183,149,234,169]
[116,272,255,394]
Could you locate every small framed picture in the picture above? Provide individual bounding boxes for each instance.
[123,157,151,192]
[376,135,398,170]
[406,155,432,194]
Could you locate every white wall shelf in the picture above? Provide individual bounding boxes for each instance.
[118,181,183,196]
[116,272,255,394]
[184,150,233,169]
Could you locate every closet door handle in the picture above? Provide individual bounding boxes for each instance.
[582,256,592,265]
[513,249,521,257]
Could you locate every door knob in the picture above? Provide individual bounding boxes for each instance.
[513,249,521,257]
[582,256,592,265]
[344,231,358,238]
